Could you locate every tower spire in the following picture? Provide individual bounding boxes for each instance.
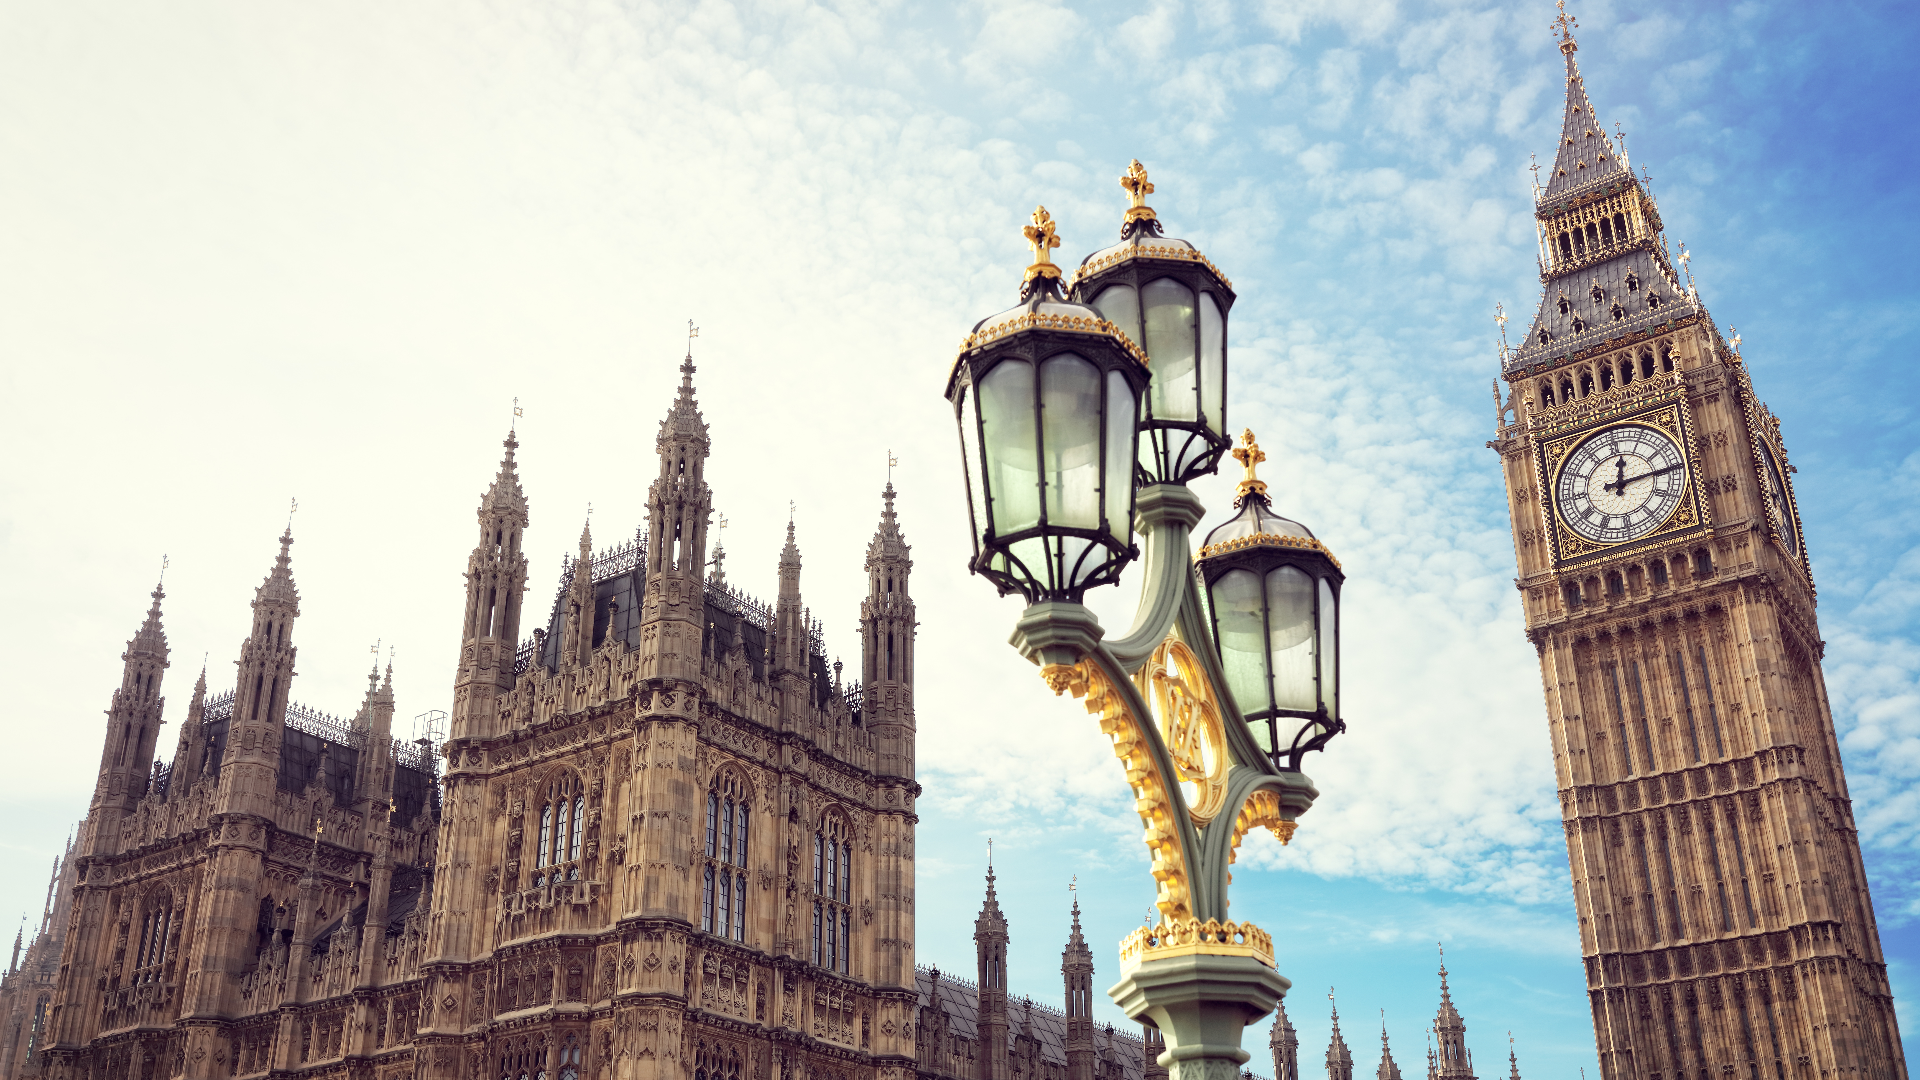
[1378,1012,1403,1080]
[1540,3,1625,201]
[1327,990,1354,1080]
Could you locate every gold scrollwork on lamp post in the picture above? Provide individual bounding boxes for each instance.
[1229,789,1297,864]
[1042,659,1194,921]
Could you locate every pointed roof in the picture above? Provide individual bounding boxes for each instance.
[1506,1036,1520,1080]
[1270,996,1296,1045]
[1378,1017,1403,1080]
[1063,894,1092,965]
[975,861,1008,937]
[126,578,168,658]
[1540,13,1627,201]
[779,519,803,577]
[658,354,711,451]
[1435,946,1463,1029]
[1328,992,1353,1067]
[254,528,300,611]
[866,482,912,570]
[481,429,529,520]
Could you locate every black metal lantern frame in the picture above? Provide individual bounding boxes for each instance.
[1070,236,1235,487]
[1197,542,1344,771]
[948,326,1151,604]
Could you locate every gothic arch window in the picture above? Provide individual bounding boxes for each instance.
[703,773,751,941]
[1559,379,1574,402]
[1571,317,1587,334]
[1660,343,1676,372]
[1579,372,1594,397]
[1590,282,1605,304]
[1624,270,1641,292]
[812,814,853,973]
[1646,292,1662,310]
[1539,384,1553,410]
[559,1036,581,1080]
[1599,366,1613,392]
[533,772,586,887]
[1640,351,1655,379]
[1556,295,1571,315]
[1618,358,1633,385]
[1611,302,1626,322]
[1651,559,1669,586]
[1538,328,1552,346]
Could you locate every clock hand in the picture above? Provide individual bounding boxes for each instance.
[1614,462,1684,490]
[1606,456,1628,495]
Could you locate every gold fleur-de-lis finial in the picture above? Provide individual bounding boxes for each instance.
[1552,0,1578,53]
[1231,429,1268,502]
[1023,206,1064,286]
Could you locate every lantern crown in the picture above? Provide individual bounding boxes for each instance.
[1120,159,1160,237]
[1023,205,1065,297]
[1230,428,1268,502]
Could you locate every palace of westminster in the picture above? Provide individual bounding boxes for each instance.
[0,12,1905,1080]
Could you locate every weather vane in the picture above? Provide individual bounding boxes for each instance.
[687,319,700,355]
[513,396,523,431]
[887,449,899,484]
[287,498,298,529]
[160,554,169,584]
[1552,0,1578,49]
[789,499,797,524]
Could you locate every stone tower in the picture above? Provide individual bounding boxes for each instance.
[861,481,916,782]
[1326,995,1352,1080]
[1269,997,1298,1080]
[1429,954,1472,1080]
[975,865,1010,1080]
[1489,11,1907,1080]
[451,429,530,742]
[1061,897,1095,1080]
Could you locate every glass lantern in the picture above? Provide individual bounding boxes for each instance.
[1069,160,1235,486]
[1195,431,1344,769]
[946,207,1151,603]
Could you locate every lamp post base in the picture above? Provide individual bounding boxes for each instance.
[1109,953,1289,1080]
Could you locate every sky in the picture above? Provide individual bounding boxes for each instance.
[2,1,1917,1076]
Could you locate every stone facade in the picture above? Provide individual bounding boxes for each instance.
[23,354,1178,1080]
[1490,20,1907,1080]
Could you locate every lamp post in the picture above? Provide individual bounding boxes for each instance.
[945,166,1345,1080]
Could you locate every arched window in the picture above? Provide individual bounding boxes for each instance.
[1652,559,1669,586]
[534,774,586,888]
[704,774,750,941]
[812,816,853,973]
[559,1037,580,1080]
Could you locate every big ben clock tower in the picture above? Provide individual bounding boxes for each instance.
[1489,9,1908,1080]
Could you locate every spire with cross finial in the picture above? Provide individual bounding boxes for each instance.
[1327,990,1354,1080]
[452,418,530,740]
[1062,872,1096,1080]
[976,843,1011,1080]
[862,469,916,777]
[1269,995,1300,1080]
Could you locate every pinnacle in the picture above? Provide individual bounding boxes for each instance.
[482,428,529,519]
[255,528,301,610]
[128,576,169,657]
[1540,45,1627,201]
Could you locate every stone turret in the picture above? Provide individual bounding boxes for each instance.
[1269,997,1299,1080]
[975,863,1010,1080]
[1377,1016,1402,1080]
[1430,948,1474,1080]
[1326,993,1353,1080]
[1062,895,1095,1080]
[451,429,530,741]
[87,578,170,848]
[861,481,916,778]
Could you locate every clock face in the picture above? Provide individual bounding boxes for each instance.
[1759,440,1799,557]
[1555,424,1688,545]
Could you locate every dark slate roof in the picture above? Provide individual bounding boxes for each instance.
[913,967,1271,1080]
[1541,51,1627,202]
[1510,245,1699,371]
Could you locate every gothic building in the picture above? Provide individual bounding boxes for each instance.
[1489,12,1906,1080]
[1269,959,1523,1080]
[21,352,1180,1080]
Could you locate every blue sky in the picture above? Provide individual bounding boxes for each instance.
[2,1,1916,1077]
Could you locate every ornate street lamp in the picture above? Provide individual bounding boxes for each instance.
[1196,432,1345,770]
[946,206,1150,603]
[1070,160,1236,485]
[947,164,1345,1080]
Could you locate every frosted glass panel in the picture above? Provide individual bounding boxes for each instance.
[1318,577,1337,719]
[1200,293,1225,437]
[1211,569,1270,719]
[958,385,987,553]
[1143,278,1197,421]
[1093,284,1141,346]
[1040,353,1101,529]
[1104,370,1135,542]
[1266,566,1316,712]
[980,360,1039,532]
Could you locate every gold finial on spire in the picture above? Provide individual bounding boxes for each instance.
[1120,159,1158,226]
[1231,428,1268,501]
[1552,0,1578,54]
[1023,206,1063,284]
